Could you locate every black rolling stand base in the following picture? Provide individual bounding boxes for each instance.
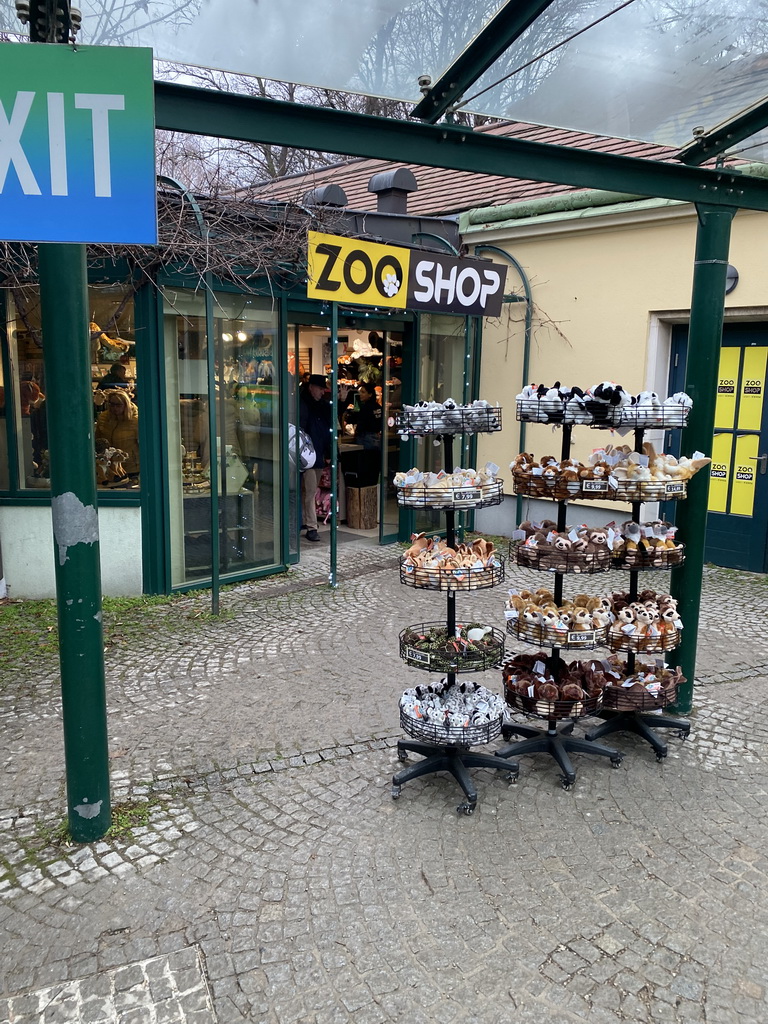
[392,739,519,815]
[496,720,623,790]
[585,711,691,762]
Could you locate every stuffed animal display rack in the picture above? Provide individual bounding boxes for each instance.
[511,443,710,501]
[397,398,501,436]
[608,590,682,653]
[502,651,685,716]
[400,678,506,740]
[400,534,502,590]
[611,519,684,568]
[516,381,692,428]
[400,623,505,674]
[512,520,614,572]
[394,464,501,508]
[505,588,612,647]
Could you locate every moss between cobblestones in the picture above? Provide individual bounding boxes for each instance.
[0,592,243,677]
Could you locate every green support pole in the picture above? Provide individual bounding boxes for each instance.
[669,203,736,714]
[38,244,111,841]
[329,303,338,588]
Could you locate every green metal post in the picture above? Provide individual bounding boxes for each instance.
[329,303,338,587]
[204,279,220,614]
[38,243,111,841]
[669,203,736,714]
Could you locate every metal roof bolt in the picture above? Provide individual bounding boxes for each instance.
[418,74,432,96]
[14,0,30,24]
[692,126,706,139]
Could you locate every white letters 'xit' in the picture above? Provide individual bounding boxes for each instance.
[0,91,125,197]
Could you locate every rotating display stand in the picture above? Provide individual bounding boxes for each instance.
[496,424,623,789]
[584,425,692,761]
[392,408,518,815]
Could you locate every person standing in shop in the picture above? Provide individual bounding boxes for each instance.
[299,374,332,542]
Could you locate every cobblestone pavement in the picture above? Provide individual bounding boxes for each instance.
[2,537,768,1023]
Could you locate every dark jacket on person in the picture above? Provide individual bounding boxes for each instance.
[299,386,332,466]
[345,395,382,441]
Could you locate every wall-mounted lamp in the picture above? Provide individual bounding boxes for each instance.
[725,265,739,295]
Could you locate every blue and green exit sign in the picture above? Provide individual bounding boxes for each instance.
[0,43,157,244]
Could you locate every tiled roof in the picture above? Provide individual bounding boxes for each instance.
[253,121,679,217]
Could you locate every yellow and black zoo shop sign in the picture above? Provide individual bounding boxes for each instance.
[306,231,507,317]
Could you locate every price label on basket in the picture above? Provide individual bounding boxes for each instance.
[582,480,608,493]
[454,488,482,502]
[664,481,685,495]
[567,630,597,645]
[405,647,431,665]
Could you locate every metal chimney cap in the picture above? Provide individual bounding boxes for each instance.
[303,184,348,207]
[367,168,418,195]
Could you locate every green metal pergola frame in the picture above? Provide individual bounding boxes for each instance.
[21,2,768,837]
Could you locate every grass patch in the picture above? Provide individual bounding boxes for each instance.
[104,799,156,842]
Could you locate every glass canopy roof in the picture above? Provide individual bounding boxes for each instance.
[2,0,767,152]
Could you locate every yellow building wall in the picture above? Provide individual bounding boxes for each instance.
[467,204,768,481]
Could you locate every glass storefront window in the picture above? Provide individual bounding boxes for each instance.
[3,283,138,492]
[415,313,468,534]
[0,341,8,490]
[163,288,281,586]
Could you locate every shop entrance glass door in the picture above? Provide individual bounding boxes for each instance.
[412,313,473,536]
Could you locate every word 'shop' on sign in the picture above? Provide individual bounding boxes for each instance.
[307,231,507,317]
[0,43,156,244]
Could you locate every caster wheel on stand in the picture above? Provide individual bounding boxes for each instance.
[656,751,667,763]
[391,784,401,800]
[457,802,476,816]
[560,775,575,791]
[397,750,409,763]
[506,772,518,784]
[677,728,690,741]
[611,757,623,769]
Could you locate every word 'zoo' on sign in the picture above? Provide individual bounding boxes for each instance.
[307,231,507,316]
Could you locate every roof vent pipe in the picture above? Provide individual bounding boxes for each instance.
[303,184,348,207]
[368,168,418,214]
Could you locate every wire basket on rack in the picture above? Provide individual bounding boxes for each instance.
[512,475,687,502]
[396,405,502,435]
[611,544,686,570]
[507,618,609,650]
[609,479,688,502]
[516,399,690,429]
[503,683,603,721]
[510,539,612,574]
[602,680,680,712]
[396,478,504,509]
[399,705,503,746]
[400,556,505,591]
[399,622,506,673]
[607,627,681,654]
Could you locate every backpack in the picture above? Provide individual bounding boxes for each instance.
[288,423,316,470]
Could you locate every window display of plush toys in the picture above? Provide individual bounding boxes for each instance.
[510,443,710,501]
[516,380,692,428]
[397,398,501,436]
[511,519,614,573]
[400,533,503,590]
[608,590,683,653]
[501,650,686,716]
[394,464,502,508]
[399,622,506,673]
[399,678,506,744]
[504,589,612,647]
